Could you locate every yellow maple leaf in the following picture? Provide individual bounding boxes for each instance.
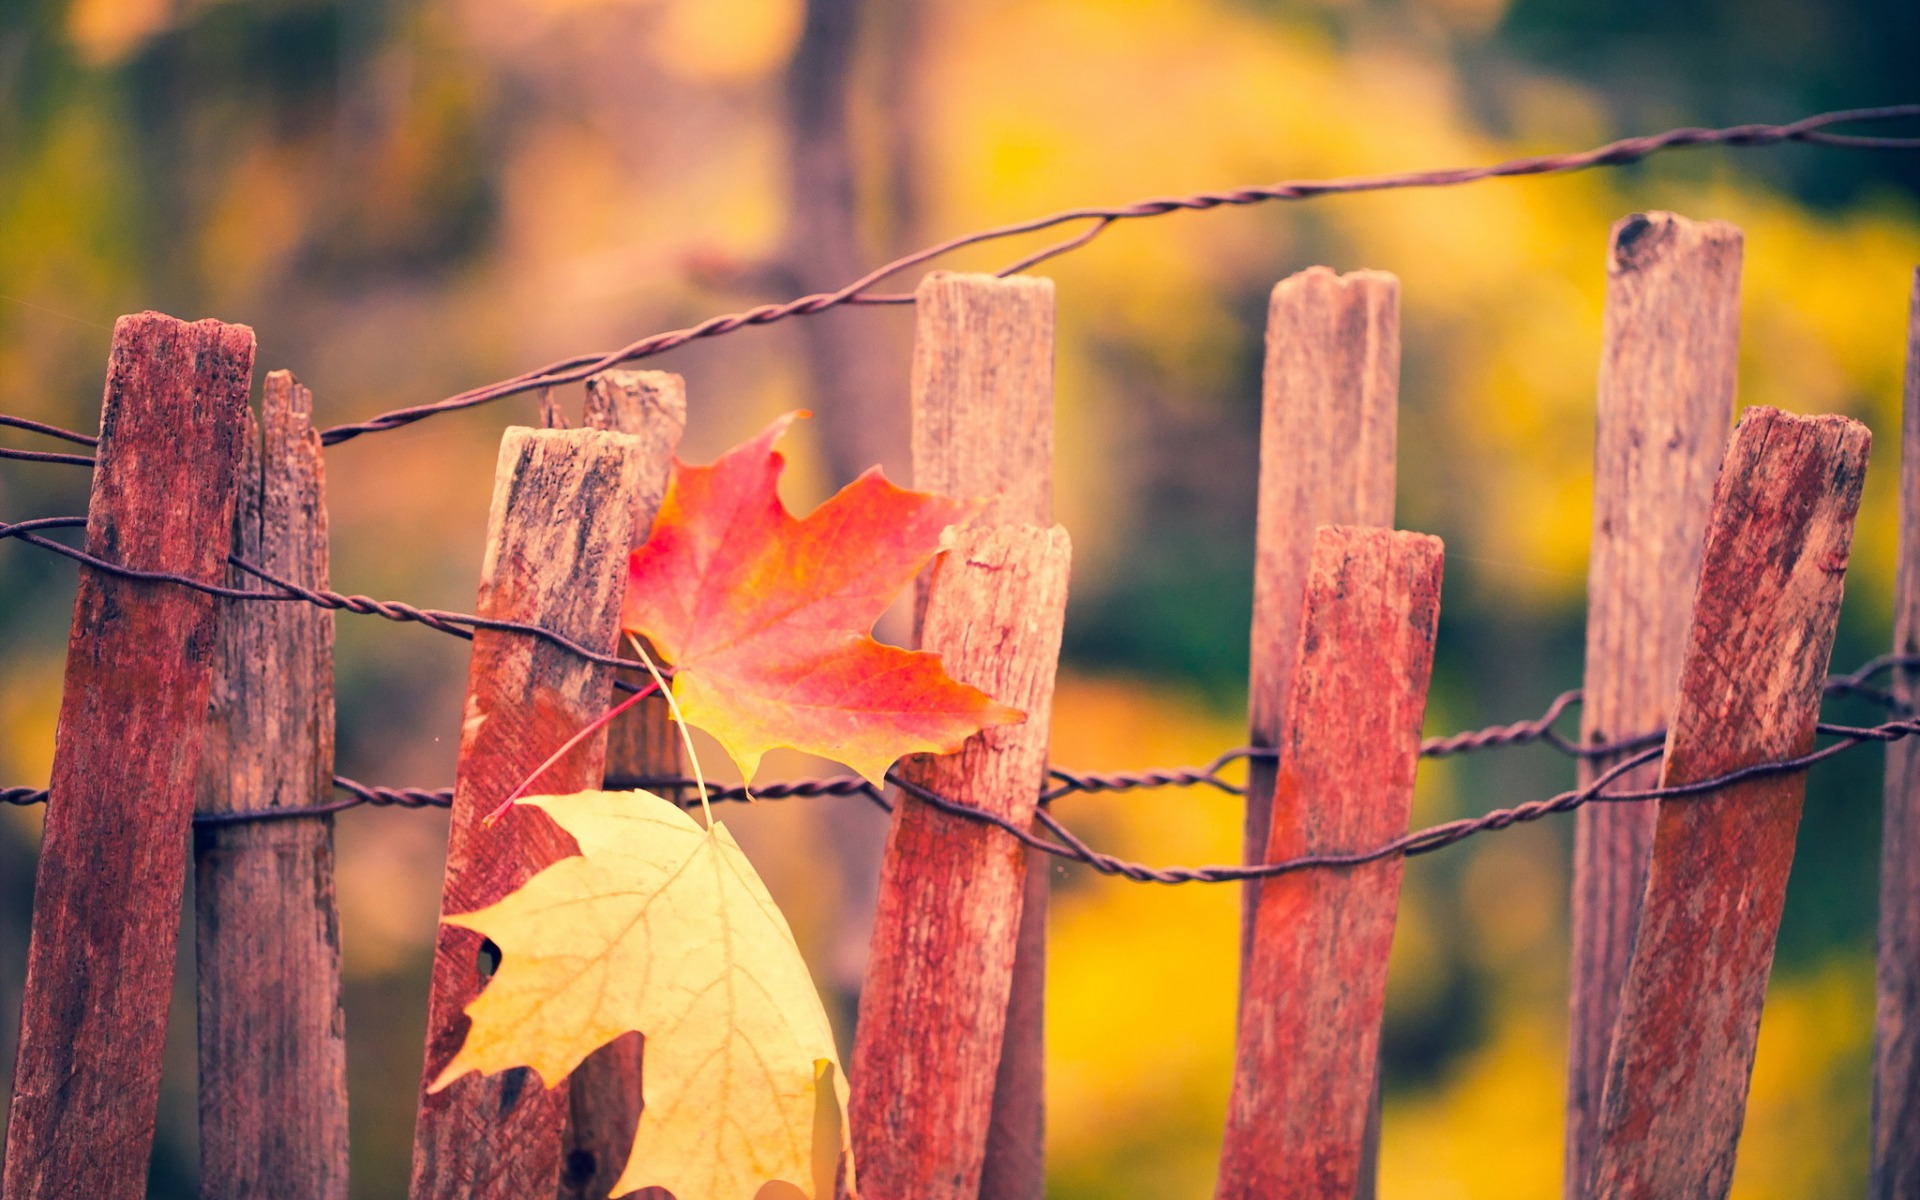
[429,789,854,1200]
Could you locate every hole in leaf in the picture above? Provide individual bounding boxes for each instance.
[477,938,502,979]
[565,1150,596,1183]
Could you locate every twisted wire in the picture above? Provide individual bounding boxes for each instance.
[0,416,95,447]
[0,517,650,689]
[0,446,94,467]
[9,676,1919,883]
[0,416,97,467]
[14,513,1914,715]
[308,105,1920,447]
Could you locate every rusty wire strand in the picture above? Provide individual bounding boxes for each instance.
[0,415,95,447]
[6,108,1917,471]
[304,105,1920,447]
[8,497,1920,831]
[0,416,96,466]
[0,517,655,692]
[14,513,1915,719]
[0,446,94,467]
[9,666,1920,881]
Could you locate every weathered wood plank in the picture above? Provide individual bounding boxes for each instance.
[580,368,687,801]
[3,312,254,1200]
[557,369,686,1200]
[907,270,1056,1200]
[1586,406,1869,1199]
[1216,525,1442,1200]
[1566,211,1742,1197]
[910,271,1054,534]
[1240,267,1398,1196]
[1874,268,1920,1200]
[409,428,644,1200]
[1243,266,1399,947]
[194,370,348,1200]
[849,523,1071,1200]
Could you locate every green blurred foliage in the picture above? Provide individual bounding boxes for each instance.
[0,0,1915,1196]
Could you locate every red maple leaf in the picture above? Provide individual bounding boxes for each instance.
[622,411,1023,784]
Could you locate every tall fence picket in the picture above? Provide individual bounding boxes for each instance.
[194,369,348,1200]
[1874,269,1920,1200]
[2,313,255,1200]
[409,428,644,1200]
[1586,405,1870,1199]
[905,269,1057,1200]
[1243,266,1399,1192]
[1565,211,1742,1196]
[1218,525,1442,1200]
[557,370,687,1200]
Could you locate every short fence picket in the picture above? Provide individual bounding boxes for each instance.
[409,428,645,1199]
[194,369,347,1200]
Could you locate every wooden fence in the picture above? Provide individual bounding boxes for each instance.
[1,209,1916,1200]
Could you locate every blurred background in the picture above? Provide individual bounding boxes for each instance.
[1,0,1917,1195]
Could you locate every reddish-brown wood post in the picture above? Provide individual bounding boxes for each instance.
[902,269,1056,1200]
[410,428,645,1200]
[849,523,1072,1200]
[2,313,254,1200]
[1216,525,1442,1200]
[581,369,686,796]
[1874,268,1920,1200]
[1565,211,1741,1197]
[1585,406,1869,1199]
[194,370,348,1200]
[1244,267,1399,945]
[557,369,686,1200]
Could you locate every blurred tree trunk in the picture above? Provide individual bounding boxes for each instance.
[782,0,916,486]
[780,0,926,1041]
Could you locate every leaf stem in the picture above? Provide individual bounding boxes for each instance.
[629,632,714,829]
[483,679,660,825]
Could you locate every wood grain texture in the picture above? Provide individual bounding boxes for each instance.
[1243,267,1399,945]
[558,369,686,1200]
[1216,525,1442,1200]
[580,368,687,802]
[1566,211,1742,1198]
[910,271,1054,533]
[410,428,644,1200]
[1586,406,1869,1200]
[1874,269,1920,1200]
[193,370,348,1200]
[849,524,1071,1200]
[907,271,1056,1200]
[3,312,253,1200]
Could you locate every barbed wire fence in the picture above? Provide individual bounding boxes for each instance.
[4,105,1920,885]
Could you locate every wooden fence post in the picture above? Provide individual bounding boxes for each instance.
[1565,211,1741,1197]
[410,428,644,1200]
[1874,268,1920,1200]
[1585,406,1869,1199]
[849,523,1072,1200]
[557,370,686,1200]
[2,313,254,1200]
[580,369,685,797]
[194,370,348,1200]
[902,269,1056,1200]
[1216,525,1442,1200]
